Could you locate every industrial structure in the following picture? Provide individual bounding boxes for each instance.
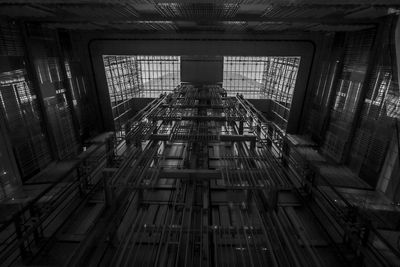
[0,1,400,266]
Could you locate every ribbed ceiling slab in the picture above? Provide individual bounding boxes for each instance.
[0,0,398,32]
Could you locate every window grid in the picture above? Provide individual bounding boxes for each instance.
[223,56,300,130]
[103,55,180,131]
[103,55,143,131]
[223,56,266,99]
[138,55,180,98]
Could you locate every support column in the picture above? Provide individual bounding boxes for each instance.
[55,30,82,148]
[19,22,58,160]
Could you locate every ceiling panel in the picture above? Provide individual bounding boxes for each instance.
[0,1,398,33]
[53,4,139,19]
[0,5,54,17]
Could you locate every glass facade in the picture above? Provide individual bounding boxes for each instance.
[139,56,181,98]
[223,56,300,99]
[223,56,300,129]
[103,55,181,131]
[223,56,266,98]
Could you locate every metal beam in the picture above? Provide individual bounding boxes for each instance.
[8,12,377,25]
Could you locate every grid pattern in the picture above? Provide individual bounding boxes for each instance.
[322,30,375,163]
[223,56,266,98]
[262,57,300,105]
[103,55,180,132]
[35,56,79,160]
[349,27,399,187]
[139,55,180,98]
[223,56,300,130]
[223,56,300,97]
[103,55,143,132]
[0,68,52,180]
[262,57,300,130]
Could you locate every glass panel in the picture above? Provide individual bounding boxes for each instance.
[223,56,301,130]
[322,30,375,163]
[0,65,51,180]
[35,56,78,160]
[102,55,181,133]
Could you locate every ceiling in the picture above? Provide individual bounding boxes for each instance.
[0,0,399,32]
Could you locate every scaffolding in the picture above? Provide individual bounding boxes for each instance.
[101,84,335,266]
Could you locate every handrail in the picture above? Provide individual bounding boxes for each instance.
[0,134,115,264]
[235,92,400,264]
[0,139,108,232]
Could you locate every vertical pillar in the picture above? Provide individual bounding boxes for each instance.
[55,30,82,149]
[281,139,290,167]
[106,136,115,167]
[103,170,115,208]
[19,22,58,160]
[153,120,158,134]
[239,121,244,135]
[125,121,131,145]
[29,205,43,244]
[78,160,89,195]
[344,21,386,163]
[266,124,273,148]
[250,139,256,151]
[14,216,27,261]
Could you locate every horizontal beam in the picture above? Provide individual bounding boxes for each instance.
[150,115,244,121]
[150,134,256,142]
[8,10,378,25]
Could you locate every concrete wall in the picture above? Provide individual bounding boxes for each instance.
[181,56,223,84]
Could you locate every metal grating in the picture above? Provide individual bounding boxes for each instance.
[261,5,355,19]
[155,3,240,18]
[57,3,139,19]
[0,1,397,32]
[109,21,179,31]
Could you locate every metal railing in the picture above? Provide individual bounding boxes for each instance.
[0,134,115,266]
